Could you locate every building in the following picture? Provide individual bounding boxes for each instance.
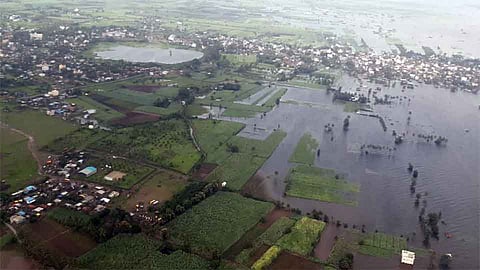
[10,215,26,224]
[104,171,126,181]
[79,166,97,177]
[401,250,415,266]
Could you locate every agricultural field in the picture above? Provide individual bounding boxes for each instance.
[67,96,124,122]
[1,110,78,147]
[255,217,296,247]
[222,54,257,66]
[124,170,188,210]
[47,207,93,229]
[90,120,201,174]
[21,218,97,258]
[76,156,155,189]
[251,245,282,270]
[192,119,245,157]
[78,234,210,270]
[168,192,274,258]
[276,217,326,256]
[289,133,319,165]
[43,128,110,153]
[206,154,265,191]
[357,232,407,258]
[228,130,287,158]
[286,165,360,206]
[0,128,38,193]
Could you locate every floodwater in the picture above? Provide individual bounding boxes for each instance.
[95,45,203,64]
[219,76,480,269]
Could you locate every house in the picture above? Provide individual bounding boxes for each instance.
[79,166,97,177]
[401,250,415,266]
[10,215,26,224]
[104,171,126,181]
[23,185,37,194]
[108,191,120,198]
[24,196,36,204]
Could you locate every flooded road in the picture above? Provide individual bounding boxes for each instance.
[220,76,480,268]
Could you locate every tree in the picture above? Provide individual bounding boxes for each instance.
[439,254,452,269]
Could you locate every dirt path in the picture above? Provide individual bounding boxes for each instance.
[314,223,340,260]
[0,123,43,174]
[3,222,21,244]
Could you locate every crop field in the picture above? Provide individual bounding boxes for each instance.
[134,104,182,117]
[192,119,245,157]
[0,128,37,193]
[67,96,124,122]
[222,54,257,66]
[286,165,360,206]
[124,170,188,210]
[77,156,155,189]
[228,130,286,158]
[276,217,326,256]
[44,128,110,153]
[22,218,97,258]
[255,217,296,246]
[90,120,201,174]
[206,154,265,190]
[168,192,274,258]
[357,232,407,258]
[1,110,77,147]
[252,245,282,270]
[289,133,319,165]
[78,234,210,270]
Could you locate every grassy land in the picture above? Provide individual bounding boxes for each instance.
[206,154,265,191]
[90,120,200,174]
[342,101,365,113]
[276,217,326,256]
[47,207,93,228]
[289,133,319,165]
[78,234,210,270]
[134,104,182,117]
[78,156,155,189]
[2,110,77,146]
[358,232,407,258]
[286,165,359,206]
[192,119,245,157]
[168,192,274,258]
[255,217,296,246]
[251,245,282,270]
[262,88,288,107]
[228,130,286,158]
[0,128,37,193]
[67,96,124,122]
[44,128,110,153]
[124,170,188,210]
[0,233,15,249]
[222,54,257,66]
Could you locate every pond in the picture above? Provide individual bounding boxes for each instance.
[95,45,203,64]
[219,76,480,269]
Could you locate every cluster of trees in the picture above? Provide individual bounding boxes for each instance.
[333,91,368,103]
[153,97,171,108]
[419,211,442,247]
[338,253,354,270]
[176,88,196,105]
[221,82,241,91]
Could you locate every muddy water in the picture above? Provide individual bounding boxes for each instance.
[221,76,479,269]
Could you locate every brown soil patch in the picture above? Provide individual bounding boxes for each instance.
[248,244,270,266]
[192,163,217,180]
[0,244,40,270]
[126,85,160,93]
[110,112,159,126]
[269,251,323,270]
[314,223,341,260]
[241,172,270,200]
[23,218,96,257]
[260,208,293,229]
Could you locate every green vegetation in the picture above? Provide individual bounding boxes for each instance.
[0,233,15,249]
[286,165,360,206]
[80,156,155,189]
[228,130,286,158]
[90,120,201,173]
[192,119,245,158]
[289,133,319,165]
[134,104,182,117]
[276,217,326,256]
[44,128,109,153]
[222,54,257,66]
[78,234,210,270]
[67,96,124,121]
[2,110,77,146]
[168,192,273,258]
[357,232,407,258]
[251,245,282,270]
[47,207,93,228]
[262,88,287,107]
[0,128,37,192]
[342,101,364,113]
[255,217,296,246]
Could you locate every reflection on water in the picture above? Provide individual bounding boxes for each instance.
[223,76,479,268]
[95,45,203,64]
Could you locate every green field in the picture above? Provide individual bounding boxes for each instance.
[90,120,201,174]
[47,207,93,228]
[289,133,319,165]
[67,96,124,122]
[78,234,210,270]
[192,119,245,157]
[358,232,407,258]
[251,245,282,270]
[44,128,110,153]
[261,88,288,107]
[286,165,360,206]
[255,217,296,246]
[222,54,257,66]
[2,110,78,147]
[0,128,38,193]
[78,156,155,189]
[228,130,286,158]
[134,104,182,117]
[276,217,326,256]
[168,192,273,258]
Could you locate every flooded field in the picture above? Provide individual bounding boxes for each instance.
[95,45,203,64]
[219,76,480,268]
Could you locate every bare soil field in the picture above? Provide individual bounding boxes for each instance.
[192,163,217,180]
[110,112,160,126]
[0,244,40,270]
[269,250,323,270]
